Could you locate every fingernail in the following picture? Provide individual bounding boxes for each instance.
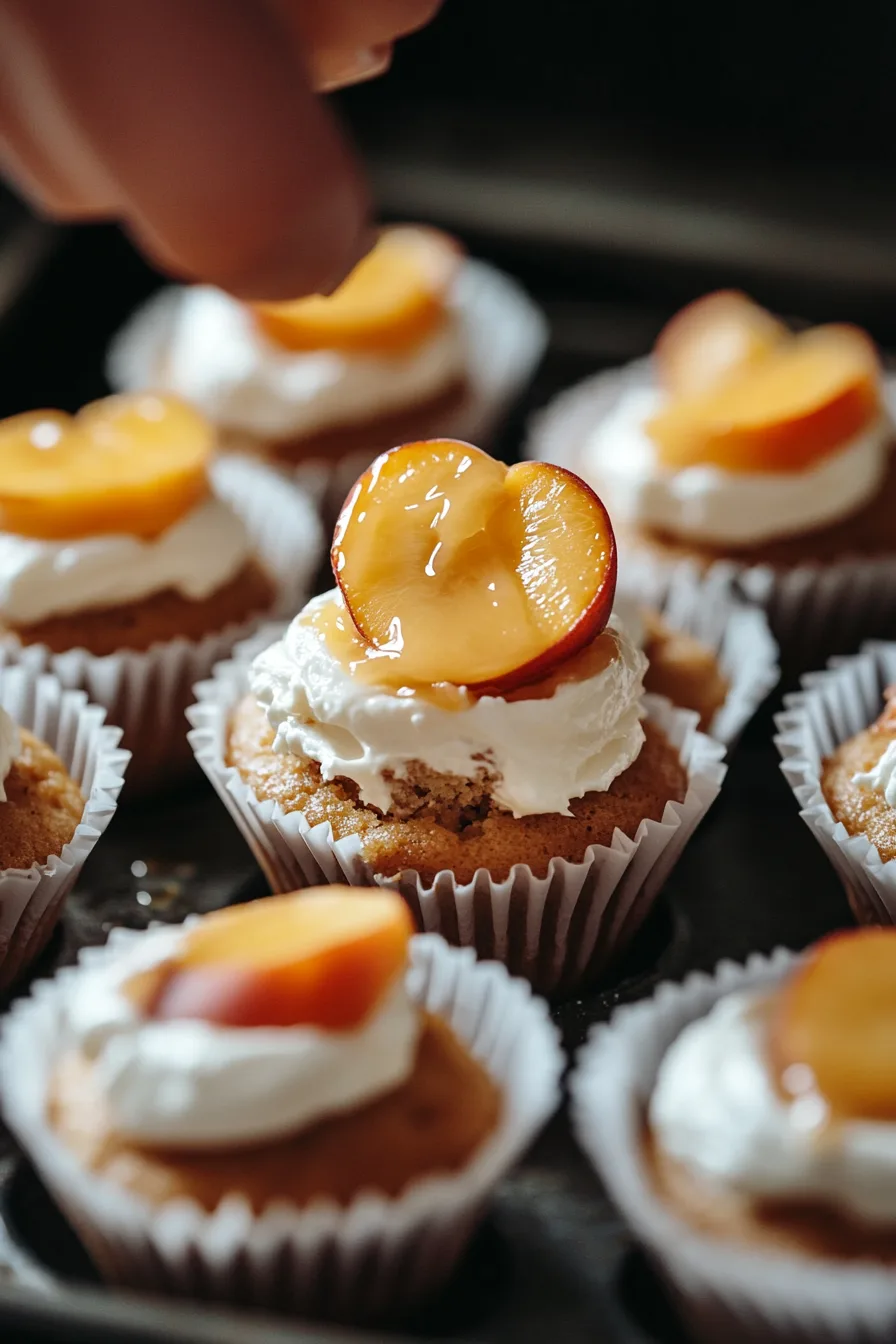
[311,45,393,94]
[319,225,380,295]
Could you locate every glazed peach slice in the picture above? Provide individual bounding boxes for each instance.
[655,290,787,398]
[0,394,212,540]
[137,888,414,1031]
[253,226,461,354]
[647,324,882,473]
[332,440,617,692]
[773,928,896,1120]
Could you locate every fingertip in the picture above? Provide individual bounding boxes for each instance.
[132,154,375,302]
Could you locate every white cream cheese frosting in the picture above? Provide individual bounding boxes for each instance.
[0,496,253,625]
[583,385,891,547]
[650,988,896,1226]
[0,706,20,803]
[64,923,420,1148]
[106,284,469,441]
[249,590,647,819]
[853,740,896,808]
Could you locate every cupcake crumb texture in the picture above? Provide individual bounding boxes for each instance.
[0,728,84,870]
[227,696,687,885]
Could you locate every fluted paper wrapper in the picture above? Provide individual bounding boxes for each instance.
[527,359,896,674]
[1,457,322,792]
[618,564,779,750]
[188,637,726,995]
[0,661,129,989]
[0,928,562,1322]
[776,641,896,926]
[571,949,896,1344]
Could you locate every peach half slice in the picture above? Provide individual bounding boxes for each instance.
[646,324,882,473]
[252,225,461,354]
[0,393,212,540]
[773,928,896,1121]
[332,440,617,692]
[655,290,788,399]
[136,888,414,1032]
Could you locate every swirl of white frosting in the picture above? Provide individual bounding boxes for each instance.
[249,590,647,819]
[107,285,469,440]
[583,385,891,546]
[0,706,20,803]
[650,988,896,1226]
[853,740,896,808]
[64,924,420,1148]
[0,496,252,625]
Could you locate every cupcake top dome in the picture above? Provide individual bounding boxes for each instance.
[250,440,647,819]
[66,887,420,1149]
[0,392,253,627]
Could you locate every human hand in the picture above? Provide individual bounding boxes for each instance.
[0,0,441,298]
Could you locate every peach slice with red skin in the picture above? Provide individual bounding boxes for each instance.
[252,226,462,354]
[136,888,414,1032]
[0,394,212,540]
[772,928,896,1121]
[331,440,618,693]
[655,290,788,399]
[647,324,883,474]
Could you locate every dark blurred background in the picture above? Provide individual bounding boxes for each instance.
[3,0,896,418]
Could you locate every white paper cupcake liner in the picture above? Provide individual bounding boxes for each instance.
[570,948,896,1344]
[526,359,896,673]
[0,926,562,1322]
[1,457,322,792]
[187,636,726,995]
[107,261,548,526]
[775,641,896,926]
[618,564,779,750]
[0,659,129,990]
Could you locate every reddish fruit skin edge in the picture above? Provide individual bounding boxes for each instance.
[465,461,618,696]
[330,445,618,694]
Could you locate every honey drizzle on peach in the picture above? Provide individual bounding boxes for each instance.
[330,441,618,695]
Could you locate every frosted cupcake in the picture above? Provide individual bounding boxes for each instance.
[1,888,561,1320]
[0,393,320,787]
[615,579,778,746]
[0,661,128,990]
[190,440,725,994]
[778,643,896,927]
[528,291,896,668]
[108,226,547,519]
[573,931,896,1344]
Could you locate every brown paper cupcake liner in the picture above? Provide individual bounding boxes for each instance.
[0,660,129,990]
[570,948,896,1344]
[618,564,779,749]
[1,457,321,793]
[188,634,726,995]
[526,359,896,674]
[0,926,562,1322]
[776,641,896,924]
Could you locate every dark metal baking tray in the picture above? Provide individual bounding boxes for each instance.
[0,222,863,1343]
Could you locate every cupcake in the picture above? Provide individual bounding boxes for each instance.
[573,931,896,1344]
[615,567,779,747]
[0,393,321,788]
[527,290,896,671]
[1,887,562,1320]
[190,440,725,995]
[777,641,896,927]
[107,225,548,523]
[0,660,128,990]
